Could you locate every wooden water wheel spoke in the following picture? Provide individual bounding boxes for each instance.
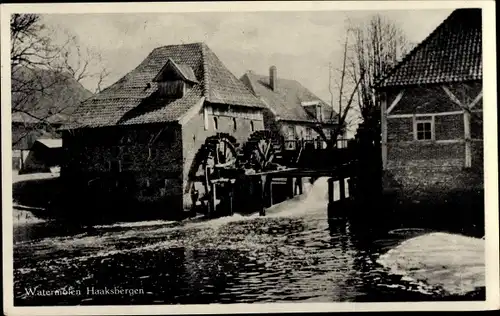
[243,130,283,172]
[189,133,239,209]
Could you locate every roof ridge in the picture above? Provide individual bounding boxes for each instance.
[200,42,210,100]
[153,41,206,51]
[249,71,307,86]
[246,70,330,105]
[375,9,458,88]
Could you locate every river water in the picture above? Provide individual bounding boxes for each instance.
[13,177,484,306]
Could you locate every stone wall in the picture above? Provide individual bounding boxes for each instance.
[62,123,184,216]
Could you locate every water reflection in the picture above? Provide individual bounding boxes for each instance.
[13,178,483,305]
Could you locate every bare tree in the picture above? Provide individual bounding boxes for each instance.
[10,13,109,147]
[348,14,410,128]
[323,14,410,151]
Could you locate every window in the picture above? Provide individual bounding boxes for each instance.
[415,119,433,141]
[233,118,237,131]
[287,126,295,140]
[250,120,255,132]
[213,117,218,130]
[305,127,312,140]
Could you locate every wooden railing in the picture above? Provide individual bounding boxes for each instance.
[283,138,350,150]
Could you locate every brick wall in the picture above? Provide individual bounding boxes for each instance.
[382,82,484,202]
[62,124,184,215]
[471,140,484,170]
[181,102,264,208]
[384,83,484,199]
[435,114,463,140]
[387,142,465,167]
[384,166,484,200]
[386,143,476,197]
[388,85,462,114]
[471,111,483,139]
[387,118,413,142]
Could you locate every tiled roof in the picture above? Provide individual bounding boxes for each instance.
[241,71,338,123]
[153,58,199,84]
[377,8,482,88]
[64,42,263,129]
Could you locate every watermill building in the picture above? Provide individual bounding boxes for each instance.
[60,42,267,219]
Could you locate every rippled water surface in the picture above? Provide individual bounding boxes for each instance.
[13,178,482,305]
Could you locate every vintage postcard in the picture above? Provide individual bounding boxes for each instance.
[1,1,499,315]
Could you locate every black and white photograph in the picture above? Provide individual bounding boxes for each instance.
[1,1,498,314]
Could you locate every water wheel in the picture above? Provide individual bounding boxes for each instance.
[189,133,240,208]
[242,130,283,172]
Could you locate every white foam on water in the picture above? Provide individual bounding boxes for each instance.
[267,177,332,218]
[93,220,177,229]
[183,213,261,230]
[377,232,485,295]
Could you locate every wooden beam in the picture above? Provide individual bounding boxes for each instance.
[386,90,405,114]
[442,86,464,108]
[469,91,483,109]
[464,110,472,168]
[388,111,463,119]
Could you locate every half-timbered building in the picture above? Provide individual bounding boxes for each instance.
[376,8,483,199]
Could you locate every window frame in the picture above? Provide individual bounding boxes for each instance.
[213,116,218,130]
[305,127,312,140]
[413,116,435,141]
[286,126,295,140]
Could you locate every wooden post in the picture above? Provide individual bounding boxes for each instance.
[339,177,346,201]
[287,177,294,198]
[259,176,266,216]
[347,178,353,199]
[327,177,334,218]
[229,183,234,216]
[381,91,388,170]
[211,182,217,217]
[259,178,266,216]
[268,177,273,206]
[464,110,472,168]
[328,177,334,203]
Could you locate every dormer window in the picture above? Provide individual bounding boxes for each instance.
[301,100,322,121]
[153,58,198,98]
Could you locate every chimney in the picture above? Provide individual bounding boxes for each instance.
[269,66,277,91]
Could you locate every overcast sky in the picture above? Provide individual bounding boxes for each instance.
[41,9,453,106]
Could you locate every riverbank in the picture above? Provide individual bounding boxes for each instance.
[11,171,59,225]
